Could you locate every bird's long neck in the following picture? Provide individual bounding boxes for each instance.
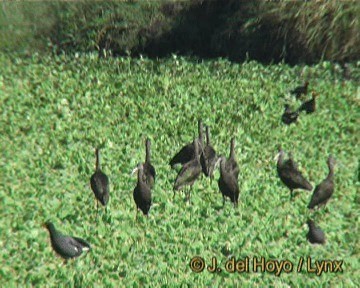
[206,127,211,145]
[145,139,151,163]
[95,149,101,171]
[46,223,58,239]
[219,158,226,177]
[327,163,334,179]
[277,150,284,167]
[194,140,199,159]
[137,166,144,183]
[198,120,204,147]
[230,138,235,159]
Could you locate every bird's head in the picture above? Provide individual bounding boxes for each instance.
[131,162,143,176]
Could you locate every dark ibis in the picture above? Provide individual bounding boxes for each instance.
[200,126,217,182]
[143,138,156,188]
[44,221,91,261]
[225,137,239,180]
[132,163,152,217]
[173,139,202,201]
[298,91,319,114]
[306,220,326,244]
[282,104,299,125]
[291,81,309,99]
[217,156,239,207]
[276,147,313,199]
[308,155,335,209]
[169,119,204,168]
[90,148,110,212]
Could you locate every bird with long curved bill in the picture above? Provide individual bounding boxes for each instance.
[276,147,312,199]
[173,139,202,202]
[169,119,204,169]
[308,155,335,210]
[132,163,152,219]
[90,148,110,214]
[200,126,217,183]
[44,221,91,263]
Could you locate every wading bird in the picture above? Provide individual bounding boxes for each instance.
[225,137,239,180]
[298,91,319,114]
[90,148,110,212]
[276,147,312,199]
[132,163,152,218]
[200,126,217,182]
[308,155,335,210]
[217,156,239,207]
[143,138,156,188]
[169,119,204,168]
[291,81,309,99]
[282,104,299,125]
[44,221,91,261]
[306,219,326,244]
[173,139,202,202]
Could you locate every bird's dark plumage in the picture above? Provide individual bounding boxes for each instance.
[298,91,318,114]
[307,220,326,244]
[225,137,239,180]
[291,81,309,99]
[173,140,202,200]
[277,147,313,198]
[308,155,335,209]
[143,138,156,188]
[200,126,217,180]
[90,148,109,207]
[133,163,152,216]
[218,156,239,207]
[169,119,204,168]
[282,104,299,125]
[44,222,91,260]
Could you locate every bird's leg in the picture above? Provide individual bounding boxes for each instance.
[290,190,293,200]
[222,196,225,207]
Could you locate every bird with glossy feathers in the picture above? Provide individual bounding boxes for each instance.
[306,220,326,244]
[90,148,109,212]
[173,139,202,201]
[308,155,335,209]
[298,91,319,114]
[132,163,152,217]
[276,147,313,199]
[200,126,217,182]
[225,137,239,180]
[282,104,299,125]
[44,222,91,261]
[217,156,239,207]
[169,119,204,169]
[291,81,309,99]
[142,138,156,188]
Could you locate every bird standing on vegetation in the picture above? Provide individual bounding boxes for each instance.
[173,140,202,202]
[200,126,217,182]
[281,104,299,125]
[298,91,319,114]
[132,163,152,217]
[142,138,156,188]
[276,147,313,199]
[169,119,204,168]
[44,222,91,261]
[291,81,309,99]
[306,220,326,244]
[217,156,240,207]
[90,148,110,212]
[225,137,239,180]
[308,155,335,209]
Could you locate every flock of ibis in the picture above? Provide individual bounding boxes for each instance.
[45,81,335,260]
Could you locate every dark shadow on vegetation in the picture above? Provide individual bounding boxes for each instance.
[0,0,359,64]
